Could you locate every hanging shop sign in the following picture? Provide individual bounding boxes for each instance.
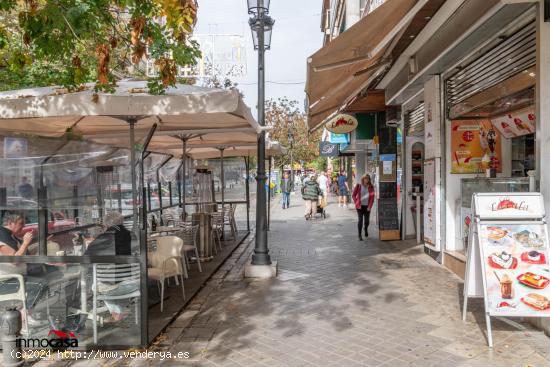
[319,142,339,157]
[424,76,442,159]
[491,106,536,139]
[329,132,350,144]
[325,114,358,134]
[450,119,502,174]
[463,193,549,347]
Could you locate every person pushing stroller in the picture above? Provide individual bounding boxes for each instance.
[302,174,321,220]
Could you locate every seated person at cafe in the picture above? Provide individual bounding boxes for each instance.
[85,211,136,322]
[85,211,132,256]
[0,212,49,327]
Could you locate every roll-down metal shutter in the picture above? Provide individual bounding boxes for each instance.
[404,103,424,137]
[446,19,535,108]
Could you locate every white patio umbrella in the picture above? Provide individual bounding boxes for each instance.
[183,140,286,210]
[187,140,286,160]
[0,80,261,248]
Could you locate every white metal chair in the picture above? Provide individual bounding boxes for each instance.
[229,205,238,237]
[92,264,141,343]
[148,237,186,312]
[177,225,202,273]
[222,206,237,243]
[161,213,176,227]
[0,274,28,335]
[210,212,224,253]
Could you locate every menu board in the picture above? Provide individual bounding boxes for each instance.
[479,223,550,315]
[474,193,544,220]
[378,182,398,231]
[450,119,502,174]
[463,193,550,347]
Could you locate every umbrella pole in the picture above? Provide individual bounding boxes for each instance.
[220,147,225,210]
[38,140,70,254]
[156,155,173,225]
[181,137,187,221]
[128,119,138,229]
[220,147,225,238]
[135,121,156,347]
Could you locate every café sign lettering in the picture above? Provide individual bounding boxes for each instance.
[325,114,358,134]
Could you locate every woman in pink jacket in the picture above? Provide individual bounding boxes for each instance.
[352,174,375,241]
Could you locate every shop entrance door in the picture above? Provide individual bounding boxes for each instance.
[405,140,424,240]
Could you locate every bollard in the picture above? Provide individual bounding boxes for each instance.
[1,307,24,367]
[528,170,536,192]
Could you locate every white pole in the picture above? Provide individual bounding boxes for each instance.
[416,192,421,244]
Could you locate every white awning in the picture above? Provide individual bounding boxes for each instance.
[306,0,424,132]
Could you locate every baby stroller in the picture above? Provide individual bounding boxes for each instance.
[315,195,327,219]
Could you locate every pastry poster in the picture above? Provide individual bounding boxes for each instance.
[450,120,502,174]
[479,223,550,316]
[491,107,536,139]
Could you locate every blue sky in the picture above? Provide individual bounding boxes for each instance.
[195,0,322,113]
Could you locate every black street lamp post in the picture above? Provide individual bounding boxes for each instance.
[249,0,274,266]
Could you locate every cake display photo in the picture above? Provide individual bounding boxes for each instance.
[488,251,517,269]
[520,250,546,265]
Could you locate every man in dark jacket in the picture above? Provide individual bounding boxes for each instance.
[281,172,292,209]
[301,174,320,220]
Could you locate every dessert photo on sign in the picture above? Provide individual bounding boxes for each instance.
[480,223,550,314]
[487,226,509,242]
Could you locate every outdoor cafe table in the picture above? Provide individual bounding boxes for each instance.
[150,226,180,236]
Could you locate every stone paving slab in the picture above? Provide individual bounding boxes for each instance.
[43,194,550,366]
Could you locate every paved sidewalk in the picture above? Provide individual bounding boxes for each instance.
[69,194,549,366]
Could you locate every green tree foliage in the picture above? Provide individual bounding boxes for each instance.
[0,0,201,93]
[265,97,322,170]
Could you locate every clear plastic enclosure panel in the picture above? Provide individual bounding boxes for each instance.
[0,262,142,348]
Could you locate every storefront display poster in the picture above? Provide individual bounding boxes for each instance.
[423,158,440,249]
[479,223,550,316]
[491,107,536,139]
[461,206,472,247]
[451,119,502,174]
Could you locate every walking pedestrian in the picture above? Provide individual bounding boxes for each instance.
[337,170,349,208]
[302,174,320,220]
[352,174,375,241]
[281,172,292,209]
[317,171,329,208]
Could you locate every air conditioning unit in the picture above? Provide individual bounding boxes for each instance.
[386,106,401,128]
